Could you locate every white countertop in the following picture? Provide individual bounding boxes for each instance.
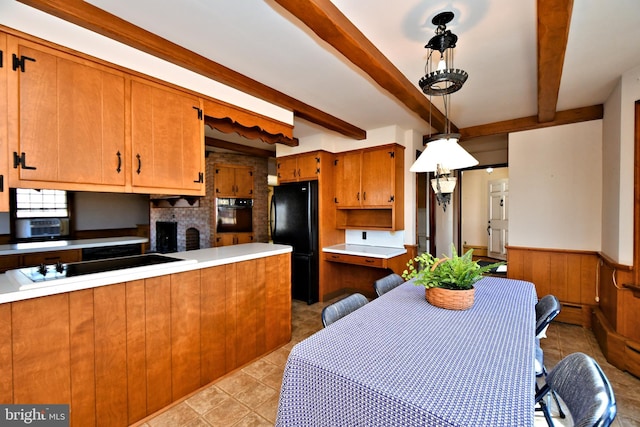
[322,244,407,259]
[0,236,149,255]
[0,243,292,304]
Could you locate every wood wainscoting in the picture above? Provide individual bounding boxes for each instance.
[507,246,599,328]
[592,255,640,377]
[507,246,640,377]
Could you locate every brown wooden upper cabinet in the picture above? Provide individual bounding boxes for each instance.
[277,152,321,183]
[7,36,127,191]
[334,144,402,207]
[130,78,205,195]
[5,32,205,197]
[0,32,8,212]
[214,164,254,198]
[334,144,404,230]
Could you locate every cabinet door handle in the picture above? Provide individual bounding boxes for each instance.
[0,175,4,193]
[12,54,35,72]
[193,172,203,183]
[357,192,360,201]
[13,152,36,170]
[136,154,141,174]
[363,192,366,201]
[116,151,122,173]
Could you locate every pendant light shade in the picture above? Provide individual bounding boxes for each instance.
[410,137,478,173]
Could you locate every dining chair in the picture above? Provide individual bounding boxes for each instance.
[321,293,369,327]
[535,294,565,422]
[535,352,617,427]
[536,294,561,338]
[373,273,404,297]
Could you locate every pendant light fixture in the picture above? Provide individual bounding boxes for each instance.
[411,11,477,211]
[418,11,468,96]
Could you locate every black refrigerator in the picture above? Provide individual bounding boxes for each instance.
[270,181,319,304]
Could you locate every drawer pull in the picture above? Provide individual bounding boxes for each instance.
[627,344,640,355]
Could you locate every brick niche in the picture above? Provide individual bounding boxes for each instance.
[149,152,269,252]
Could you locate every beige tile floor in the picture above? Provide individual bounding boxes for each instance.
[138,298,640,427]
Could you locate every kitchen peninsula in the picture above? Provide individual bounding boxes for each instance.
[0,243,292,427]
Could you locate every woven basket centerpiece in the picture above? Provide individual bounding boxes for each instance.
[402,244,503,311]
[425,286,475,310]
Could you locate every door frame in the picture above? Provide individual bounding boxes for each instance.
[454,163,508,254]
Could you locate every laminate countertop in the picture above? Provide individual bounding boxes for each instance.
[322,243,407,259]
[0,243,292,304]
[0,236,149,256]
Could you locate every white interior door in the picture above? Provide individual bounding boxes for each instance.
[488,179,508,260]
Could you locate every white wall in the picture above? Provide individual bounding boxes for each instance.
[73,193,149,230]
[601,64,640,265]
[601,81,624,262]
[509,121,602,251]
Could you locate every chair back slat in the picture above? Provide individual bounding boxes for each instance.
[321,293,368,327]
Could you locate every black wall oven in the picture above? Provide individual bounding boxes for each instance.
[216,198,253,233]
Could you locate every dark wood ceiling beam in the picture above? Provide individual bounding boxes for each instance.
[205,137,274,158]
[459,105,603,140]
[537,0,574,122]
[17,0,366,140]
[272,0,453,133]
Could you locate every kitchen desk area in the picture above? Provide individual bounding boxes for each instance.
[322,243,411,299]
[0,243,292,426]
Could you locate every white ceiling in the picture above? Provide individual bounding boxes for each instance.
[84,0,640,147]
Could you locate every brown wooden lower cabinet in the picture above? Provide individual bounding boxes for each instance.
[94,283,128,426]
[214,233,254,247]
[144,275,172,415]
[324,252,385,268]
[0,253,291,426]
[200,265,226,383]
[171,269,202,400]
[12,293,72,404]
[126,280,147,424]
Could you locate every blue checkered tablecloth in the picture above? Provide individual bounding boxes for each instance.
[276,277,537,426]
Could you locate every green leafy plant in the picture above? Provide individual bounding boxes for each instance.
[402,244,504,290]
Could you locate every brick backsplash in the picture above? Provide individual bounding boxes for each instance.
[149,152,269,252]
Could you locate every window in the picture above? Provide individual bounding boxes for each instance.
[15,189,69,218]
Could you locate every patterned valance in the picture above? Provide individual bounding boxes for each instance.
[202,98,298,147]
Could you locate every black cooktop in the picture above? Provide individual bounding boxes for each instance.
[20,254,185,282]
[65,254,184,277]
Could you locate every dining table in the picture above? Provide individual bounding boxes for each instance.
[275,277,538,427]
